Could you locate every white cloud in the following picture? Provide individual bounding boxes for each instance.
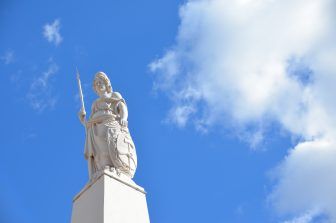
[43,19,63,46]
[167,105,195,127]
[27,60,58,112]
[150,0,336,221]
[281,208,322,223]
[1,50,14,64]
[271,139,336,222]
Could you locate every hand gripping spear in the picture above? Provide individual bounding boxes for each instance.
[76,68,86,124]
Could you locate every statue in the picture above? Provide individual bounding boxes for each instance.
[77,71,137,181]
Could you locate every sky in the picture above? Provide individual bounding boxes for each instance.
[1,0,336,223]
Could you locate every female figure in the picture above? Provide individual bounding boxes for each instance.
[78,72,137,180]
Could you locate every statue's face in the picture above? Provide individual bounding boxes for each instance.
[95,78,107,95]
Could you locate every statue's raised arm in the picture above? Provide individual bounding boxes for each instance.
[79,71,137,181]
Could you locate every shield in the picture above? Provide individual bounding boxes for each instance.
[116,132,137,177]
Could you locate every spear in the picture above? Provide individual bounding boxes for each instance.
[76,68,86,115]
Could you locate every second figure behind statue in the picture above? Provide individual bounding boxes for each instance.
[78,71,137,180]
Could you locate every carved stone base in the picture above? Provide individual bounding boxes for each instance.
[71,169,150,223]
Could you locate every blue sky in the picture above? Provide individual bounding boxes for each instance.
[1,0,336,223]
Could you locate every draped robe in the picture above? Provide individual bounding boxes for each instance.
[84,92,137,180]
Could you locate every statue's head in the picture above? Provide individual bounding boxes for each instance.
[93,71,113,95]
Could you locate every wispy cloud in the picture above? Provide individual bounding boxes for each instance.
[151,0,336,221]
[27,60,58,112]
[43,19,63,46]
[167,105,195,128]
[1,50,14,64]
[281,208,323,223]
[22,132,37,142]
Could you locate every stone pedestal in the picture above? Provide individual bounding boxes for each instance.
[71,169,150,223]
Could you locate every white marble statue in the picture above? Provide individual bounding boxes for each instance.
[77,71,137,180]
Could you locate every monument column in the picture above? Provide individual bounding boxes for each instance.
[71,71,150,223]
